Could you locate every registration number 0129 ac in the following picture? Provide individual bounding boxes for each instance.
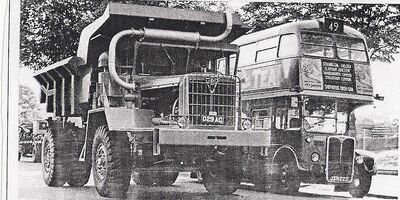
[201,115,224,125]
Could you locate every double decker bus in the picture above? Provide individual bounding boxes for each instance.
[232,18,377,197]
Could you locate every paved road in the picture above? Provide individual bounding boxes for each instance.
[18,157,398,200]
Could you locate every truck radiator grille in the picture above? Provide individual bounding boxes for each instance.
[184,74,238,128]
[326,136,355,183]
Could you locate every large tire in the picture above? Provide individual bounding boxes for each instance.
[202,157,242,195]
[32,143,41,163]
[92,125,131,198]
[272,161,300,194]
[348,166,372,198]
[132,171,179,186]
[42,122,69,187]
[66,123,91,187]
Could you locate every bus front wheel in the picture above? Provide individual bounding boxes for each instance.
[349,166,372,198]
[273,161,300,194]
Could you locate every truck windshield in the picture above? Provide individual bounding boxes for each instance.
[301,33,367,62]
[135,43,237,76]
[303,97,348,134]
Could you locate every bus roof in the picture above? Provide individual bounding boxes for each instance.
[232,19,365,46]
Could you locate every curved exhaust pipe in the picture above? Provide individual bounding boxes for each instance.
[109,9,233,90]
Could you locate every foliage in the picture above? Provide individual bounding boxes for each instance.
[241,3,400,63]
[20,0,226,70]
[19,85,43,124]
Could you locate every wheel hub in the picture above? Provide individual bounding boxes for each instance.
[353,178,360,187]
[95,143,107,180]
[280,164,290,190]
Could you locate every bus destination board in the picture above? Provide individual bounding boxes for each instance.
[322,60,355,93]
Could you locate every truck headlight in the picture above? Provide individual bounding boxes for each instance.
[356,156,364,164]
[311,152,320,162]
[177,117,188,128]
[241,119,252,130]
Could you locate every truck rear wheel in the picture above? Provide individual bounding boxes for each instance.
[92,125,131,198]
[273,161,300,194]
[132,171,179,186]
[348,166,372,198]
[66,123,91,187]
[42,122,69,187]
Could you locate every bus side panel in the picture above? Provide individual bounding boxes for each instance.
[239,58,299,97]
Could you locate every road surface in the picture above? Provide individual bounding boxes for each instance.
[17,157,398,200]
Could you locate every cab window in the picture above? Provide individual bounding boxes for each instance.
[253,107,272,130]
[217,54,237,75]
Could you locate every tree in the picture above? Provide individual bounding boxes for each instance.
[20,0,226,70]
[241,3,400,63]
[19,85,43,124]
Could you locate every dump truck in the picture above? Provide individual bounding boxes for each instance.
[33,3,270,198]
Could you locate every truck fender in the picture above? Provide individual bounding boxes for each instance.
[271,145,303,170]
[79,110,106,162]
[79,108,155,161]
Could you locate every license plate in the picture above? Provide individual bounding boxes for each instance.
[201,115,224,125]
[329,175,350,182]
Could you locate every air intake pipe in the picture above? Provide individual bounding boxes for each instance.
[108,9,233,90]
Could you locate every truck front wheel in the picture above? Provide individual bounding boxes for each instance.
[92,125,131,198]
[349,166,372,198]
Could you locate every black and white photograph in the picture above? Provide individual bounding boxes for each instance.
[1,0,399,199]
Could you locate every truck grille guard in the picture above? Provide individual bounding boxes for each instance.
[182,74,240,129]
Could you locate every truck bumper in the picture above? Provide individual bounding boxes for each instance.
[156,128,270,147]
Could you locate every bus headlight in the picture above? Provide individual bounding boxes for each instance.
[356,156,364,164]
[241,119,252,130]
[311,152,320,162]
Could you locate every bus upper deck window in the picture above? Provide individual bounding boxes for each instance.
[278,34,299,57]
[255,37,278,62]
[301,34,334,58]
[336,36,368,62]
[238,43,256,66]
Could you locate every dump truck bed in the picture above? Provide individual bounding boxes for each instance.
[78,3,249,66]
